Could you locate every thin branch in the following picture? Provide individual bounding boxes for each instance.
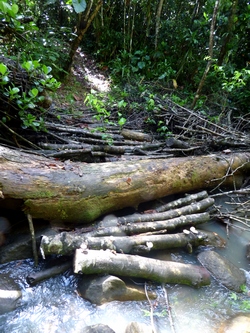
[0,120,41,150]
[27,214,38,266]
[162,284,176,333]
[144,283,157,333]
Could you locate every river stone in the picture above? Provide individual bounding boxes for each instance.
[218,314,250,333]
[0,227,58,263]
[82,324,115,333]
[0,273,22,314]
[125,322,153,333]
[0,216,10,246]
[77,274,156,305]
[197,250,246,292]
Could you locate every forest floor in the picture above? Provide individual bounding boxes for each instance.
[1,49,250,160]
[54,49,111,113]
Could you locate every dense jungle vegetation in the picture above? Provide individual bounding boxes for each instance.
[0,0,249,139]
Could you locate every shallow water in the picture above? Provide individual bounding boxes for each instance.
[1,196,250,332]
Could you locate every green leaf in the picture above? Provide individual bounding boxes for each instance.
[203,12,208,21]
[10,87,20,95]
[230,292,238,301]
[22,61,33,71]
[0,1,11,14]
[72,0,86,14]
[29,88,39,97]
[0,63,8,75]
[1,76,9,84]
[159,73,167,80]
[137,61,145,69]
[42,65,52,75]
[118,117,126,126]
[10,4,19,15]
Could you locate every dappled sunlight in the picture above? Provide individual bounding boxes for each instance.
[72,50,111,93]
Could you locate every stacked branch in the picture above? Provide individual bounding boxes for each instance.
[30,91,250,162]
[39,191,225,287]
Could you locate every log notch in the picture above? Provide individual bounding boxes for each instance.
[0,145,249,223]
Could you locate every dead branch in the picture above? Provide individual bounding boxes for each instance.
[40,229,225,257]
[117,198,214,224]
[86,212,210,237]
[73,249,211,287]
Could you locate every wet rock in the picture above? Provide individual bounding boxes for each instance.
[0,227,58,263]
[82,324,115,333]
[218,314,250,333]
[0,216,10,246]
[125,322,153,333]
[0,216,10,232]
[0,273,22,314]
[197,250,246,292]
[77,274,156,305]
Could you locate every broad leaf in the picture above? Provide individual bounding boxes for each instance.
[0,1,11,14]
[0,63,8,75]
[10,4,19,16]
[72,0,86,14]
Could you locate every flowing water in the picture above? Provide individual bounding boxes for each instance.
[0,196,250,332]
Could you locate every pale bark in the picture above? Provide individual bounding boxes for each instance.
[0,145,249,223]
[121,128,152,142]
[156,190,208,212]
[116,198,214,224]
[87,212,210,237]
[40,229,225,257]
[74,249,211,287]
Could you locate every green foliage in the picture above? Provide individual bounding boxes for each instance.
[1,0,248,135]
[0,63,9,85]
[110,48,175,83]
[142,308,167,317]
[211,64,250,112]
[229,285,250,311]
[0,1,19,21]
[84,90,110,122]
[0,59,60,131]
[156,120,172,138]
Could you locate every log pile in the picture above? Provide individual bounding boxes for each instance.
[39,191,226,288]
[31,101,250,162]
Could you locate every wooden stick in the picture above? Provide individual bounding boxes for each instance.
[27,214,38,266]
[162,284,176,333]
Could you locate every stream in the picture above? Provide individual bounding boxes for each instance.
[0,197,250,332]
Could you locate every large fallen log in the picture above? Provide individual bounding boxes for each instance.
[73,249,211,287]
[0,145,249,223]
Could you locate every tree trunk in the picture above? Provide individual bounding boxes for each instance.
[65,0,103,72]
[0,145,249,223]
[73,249,211,287]
[155,0,165,49]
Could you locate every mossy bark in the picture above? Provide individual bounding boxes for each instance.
[0,145,249,223]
